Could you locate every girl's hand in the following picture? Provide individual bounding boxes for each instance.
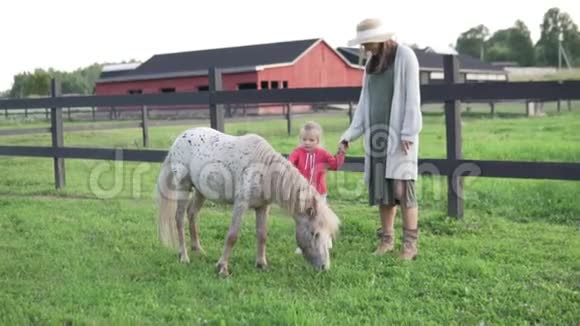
[401,140,413,155]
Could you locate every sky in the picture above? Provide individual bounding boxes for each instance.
[1,0,579,91]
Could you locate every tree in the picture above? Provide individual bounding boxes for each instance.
[456,24,489,60]
[486,29,511,62]
[8,63,104,98]
[486,20,535,66]
[10,69,51,97]
[535,7,580,66]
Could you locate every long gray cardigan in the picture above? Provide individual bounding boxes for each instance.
[340,44,422,182]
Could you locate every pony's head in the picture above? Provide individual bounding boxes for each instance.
[294,193,340,271]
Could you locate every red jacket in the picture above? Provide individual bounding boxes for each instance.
[288,147,345,195]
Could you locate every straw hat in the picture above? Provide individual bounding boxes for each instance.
[347,18,395,46]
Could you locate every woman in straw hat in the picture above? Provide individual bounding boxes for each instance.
[339,18,422,260]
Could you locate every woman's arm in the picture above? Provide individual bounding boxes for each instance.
[340,73,368,144]
[400,50,422,142]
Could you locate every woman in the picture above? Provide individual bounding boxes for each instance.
[339,18,422,260]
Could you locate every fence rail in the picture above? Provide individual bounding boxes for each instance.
[1,146,579,181]
[0,111,347,137]
[1,81,580,110]
[1,55,580,218]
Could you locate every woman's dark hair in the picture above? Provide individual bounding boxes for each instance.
[366,41,398,74]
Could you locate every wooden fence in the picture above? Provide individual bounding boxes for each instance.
[1,55,580,218]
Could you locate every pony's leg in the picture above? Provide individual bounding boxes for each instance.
[255,205,270,269]
[216,200,248,276]
[172,164,192,264]
[175,191,190,264]
[187,190,206,255]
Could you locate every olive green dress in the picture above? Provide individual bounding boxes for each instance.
[367,65,417,208]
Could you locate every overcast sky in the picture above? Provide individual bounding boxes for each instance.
[1,0,579,91]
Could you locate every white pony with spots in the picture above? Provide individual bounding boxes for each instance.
[156,127,340,275]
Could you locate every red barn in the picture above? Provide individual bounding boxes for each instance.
[95,39,363,115]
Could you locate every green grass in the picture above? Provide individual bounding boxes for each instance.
[509,68,580,81]
[1,110,579,324]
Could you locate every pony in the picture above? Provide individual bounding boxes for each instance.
[156,127,340,276]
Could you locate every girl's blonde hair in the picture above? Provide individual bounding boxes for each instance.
[300,121,323,142]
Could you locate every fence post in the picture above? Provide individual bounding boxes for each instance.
[557,99,561,113]
[286,103,292,136]
[25,108,28,119]
[141,105,149,148]
[490,101,495,117]
[50,78,65,189]
[92,107,96,121]
[225,104,232,118]
[4,108,7,119]
[348,102,353,123]
[67,107,72,121]
[443,55,463,218]
[208,67,225,132]
[45,108,49,120]
[568,100,572,112]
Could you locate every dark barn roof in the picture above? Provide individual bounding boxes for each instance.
[98,39,321,82]
[336,47,505,72]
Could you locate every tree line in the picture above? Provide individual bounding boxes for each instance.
[456,7,580,67]
[2,60,137,99]
[5,64,102,98]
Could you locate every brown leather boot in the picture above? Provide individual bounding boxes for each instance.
[373,227,395,255]
[400,227,418,260]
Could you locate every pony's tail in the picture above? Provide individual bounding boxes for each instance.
[156,155,179,248]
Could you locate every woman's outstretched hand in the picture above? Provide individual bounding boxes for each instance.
[338,140,349,154]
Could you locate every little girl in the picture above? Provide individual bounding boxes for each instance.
[288,121,345,202]
[288,121,345,254]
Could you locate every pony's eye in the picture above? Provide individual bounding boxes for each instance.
[313,232,320,240]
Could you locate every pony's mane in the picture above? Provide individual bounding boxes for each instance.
[247,135,340,236]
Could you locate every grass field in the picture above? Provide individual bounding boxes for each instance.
[509,68,580,81]
[1,109,579,324]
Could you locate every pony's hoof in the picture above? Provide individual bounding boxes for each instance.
[179,254,190,264]
[192,246,206,256]
[216,262,230,277]
[255,260,268,270]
